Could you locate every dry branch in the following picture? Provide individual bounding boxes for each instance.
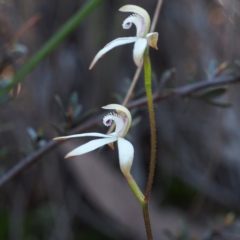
[0,73,240,188]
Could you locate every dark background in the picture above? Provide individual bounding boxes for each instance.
[1,0,240,239]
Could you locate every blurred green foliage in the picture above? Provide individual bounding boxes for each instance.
[0,207,8,239]
[163,177,197,209]
[0,203,118,240]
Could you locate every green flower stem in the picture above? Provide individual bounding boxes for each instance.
[0,0,103,97]
[124,172,144,203]
[144,54,157,201]
[124,172,153,239]
[140,52,156,239]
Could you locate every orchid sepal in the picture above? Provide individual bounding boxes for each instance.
[89,37,137,70]
[117,137,134,174]
[133,38,148,67]
[146,32,159,50]
[65,136,118,158]
[54,132,113,141]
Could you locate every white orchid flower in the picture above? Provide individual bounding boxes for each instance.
[54,104,134,174]
[89,4,158,69]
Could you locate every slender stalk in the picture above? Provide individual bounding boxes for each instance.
[150,0,163,32]
[135,52,156,240]
[124,172,144,203]
[122,62,143,106]
[124,171,153,239]
[144,54,157,201]
[0,0,103,97]
[142,201,153,240]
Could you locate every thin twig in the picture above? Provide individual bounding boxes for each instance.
[150,0,163,32]
[127,74,240,109]
[0,74,239,189]
[0,115,102,189]
[10,14,42,45]
[122,63,143,106]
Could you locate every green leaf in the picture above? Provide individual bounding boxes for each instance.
[69,91,80,109]
[180,221,190,240]
[159,68,176,87]
[234,59,240,68]
[133,87,145,99]
[73,105,82,120]
[163,229,176,240]
[111,93,123,103]
[75,108,98,125]
[54,94,65,112]
[49,123,64,136]
[27,127,38,140]
[199,87,227,98]
[208,59,218,77]
[37,127,44,138]
[202,98,232,108]
[131,116,142,127]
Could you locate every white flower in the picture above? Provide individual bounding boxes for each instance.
[89,5,158,69]
[54,104,134,174]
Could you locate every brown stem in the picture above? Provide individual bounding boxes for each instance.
[0,74,239,188]
[144,55,157,201]
[142,201,153,240]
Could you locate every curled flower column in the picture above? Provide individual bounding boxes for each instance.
[89,5,158,69]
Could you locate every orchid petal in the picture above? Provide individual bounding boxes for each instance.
[65,137,118,158]
[119,5,150,36]
[89,37,137,69]
[54,133,112,141]
[133,38,147,67]
[117,137,134,174]
[146,32,159,50]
